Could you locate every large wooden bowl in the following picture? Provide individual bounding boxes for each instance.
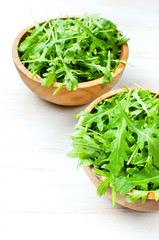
[12,19,129,106]
[78,88,159,212]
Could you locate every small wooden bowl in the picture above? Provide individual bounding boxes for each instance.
[12,19,129,106]
[78,88,159,212]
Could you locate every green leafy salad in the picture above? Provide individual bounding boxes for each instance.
[18,15,129,94]
[67,88,159,206]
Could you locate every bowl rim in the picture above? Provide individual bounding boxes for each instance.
[78,87,159,200]
[12,17,129,89]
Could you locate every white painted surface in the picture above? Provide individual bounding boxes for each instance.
[1,0,159,239]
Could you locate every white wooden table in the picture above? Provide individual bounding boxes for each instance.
[1,0,159,239]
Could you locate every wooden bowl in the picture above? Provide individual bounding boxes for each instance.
[78,88,159,212]
[12,19,129,106]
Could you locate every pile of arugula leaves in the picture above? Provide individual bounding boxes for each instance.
[67,88,159,206]
[18,15,129,94]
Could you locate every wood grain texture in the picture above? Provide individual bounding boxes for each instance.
[78,88,159,212]
[12,19,129,106]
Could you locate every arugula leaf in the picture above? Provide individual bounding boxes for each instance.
[97,178,110,197]
[77,159,94,168]
[125,191,147,203]
[42,65,56,87]
[108,90,132,176]
[126,189,159,203]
